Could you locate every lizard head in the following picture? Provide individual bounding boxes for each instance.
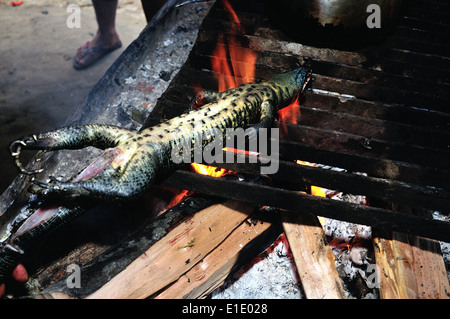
[267,65,312,108]
[294,66,312,93]
[268,65,311,93]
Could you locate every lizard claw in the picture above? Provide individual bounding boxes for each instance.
[30,180,51,197]
[30,176,63,197]
[32,180,49,189]
[30,177,85,200]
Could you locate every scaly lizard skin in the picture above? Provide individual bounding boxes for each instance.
[0,66,311,282]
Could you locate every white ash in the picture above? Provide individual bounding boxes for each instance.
[304,162,377,298]
[320,188,376,299]
[211,240,303,299]
[433,211,450,282]
[440,241,450,282]
[209,163,450,299]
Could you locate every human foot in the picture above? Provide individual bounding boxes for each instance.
[73,33,122,70]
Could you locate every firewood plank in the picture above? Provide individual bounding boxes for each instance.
[85,200,254,299]
[373,232,450,299]
[373,204,450,299]
[155,212,275,299]
[281,211,346,299]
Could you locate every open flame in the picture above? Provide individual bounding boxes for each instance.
[211,0,257,92]
[191,0,258,177]
[277,96,301,136]
[296,160,327,198]
[191,164,228,178]
[296,160,327,226]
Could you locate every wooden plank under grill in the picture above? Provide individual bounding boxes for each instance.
[374,232,450,299]
[155,208,279,299]
[373,204,450,299]
[281,211,346,299]
[86,200,256,299]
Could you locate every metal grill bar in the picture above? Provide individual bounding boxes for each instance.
[161,170,450,242]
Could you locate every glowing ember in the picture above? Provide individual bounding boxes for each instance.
[296,160,327,198]
[165,189,191,210]
[296,160,327,225]
[190,163,228,178]
[223,147,259,157]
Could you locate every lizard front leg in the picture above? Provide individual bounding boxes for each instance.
[245,100,276,140]
[190,87,244,110]
[190,90,220,109]
[10,124,135,175]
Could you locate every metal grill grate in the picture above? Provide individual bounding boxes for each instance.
[152,0,450,242]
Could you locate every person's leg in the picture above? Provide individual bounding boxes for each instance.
[91,0,121,48]
[141,0,167,23]
[73,0,122,70]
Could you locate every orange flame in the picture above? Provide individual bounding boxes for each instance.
[211,35,235,92]
[221,0,241,26]
[296,160,327,198]
[166,189,190,210]
[211,0,257,91]
[191,0,257,177]
[190,163,228,178]
[277,96,301,136]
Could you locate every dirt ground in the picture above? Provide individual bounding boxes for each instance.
[0,0,147,194]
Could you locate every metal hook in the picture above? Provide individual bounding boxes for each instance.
[9,140,44,175]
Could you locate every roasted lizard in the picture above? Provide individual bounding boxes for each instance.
[0,66,311,282]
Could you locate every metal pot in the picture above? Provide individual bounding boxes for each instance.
[265,0,407,49]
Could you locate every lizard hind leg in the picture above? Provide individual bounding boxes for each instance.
[245,100,276,140]
[10,124,134,175]
[30,145,161,202]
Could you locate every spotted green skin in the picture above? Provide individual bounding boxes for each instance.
[0,66,311,280]
[21,67,311,202]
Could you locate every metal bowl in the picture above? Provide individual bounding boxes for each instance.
[265,0,407,49]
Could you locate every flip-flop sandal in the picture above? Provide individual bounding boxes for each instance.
[73,41,122,70]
